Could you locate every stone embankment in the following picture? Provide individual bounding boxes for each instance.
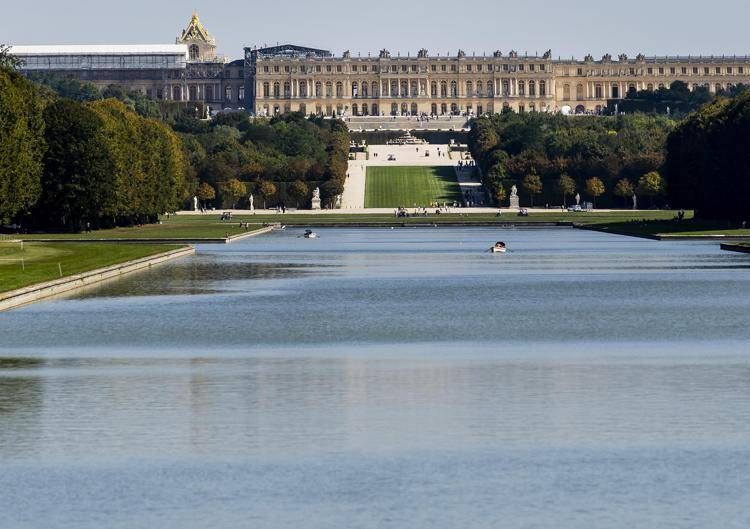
[0,246,195,312]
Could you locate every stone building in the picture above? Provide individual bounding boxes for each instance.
[248,46,750,116]
[10,14,750,117]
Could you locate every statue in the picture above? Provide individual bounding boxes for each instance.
[193,195,198,211]
[575,193,581,206]
[311,187,322,211]
[509,185,520,211]
[249,194,254,212]
[632,193,638,210]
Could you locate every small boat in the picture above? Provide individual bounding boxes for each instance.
[303,229,318,239]
[491,242,507,253]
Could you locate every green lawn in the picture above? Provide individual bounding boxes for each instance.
[0,242,180,293]
[365,166,462,208]
[18,216,265,240]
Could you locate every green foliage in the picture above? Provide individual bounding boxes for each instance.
[522,174,543,207]
[0,44,23,70]
[288,179,309,208]
[257,180,277,209]
[666,92,750,221]
[557,174,576,206]
[220,178,247,209]
[468,112,674,207]
[196,182,216,205]
[619,80,749,115]
[0,67,45,222]
[585,177,605,207]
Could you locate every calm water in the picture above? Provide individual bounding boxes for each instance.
[1,228,750,528]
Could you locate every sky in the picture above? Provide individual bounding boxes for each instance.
[3,0,750,61]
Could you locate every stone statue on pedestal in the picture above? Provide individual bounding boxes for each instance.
[249,194,254,212]
[575,193,581,206]
[632,193,638,210]
[509,185,520,211]
[311,187,322,210]
[193,196,198,211]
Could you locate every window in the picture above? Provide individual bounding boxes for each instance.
[477,64,483,72]
[467,64,472,72]
[263,82,270,98]
[539,80,546,96]
[704,67,709,75]
[529,80,536,96]
[263,66,269,73]
[284,66,290,73]
[326,65,332,72]
[577,68,583,76]
[431,65,437,71]
[450,64,456,72]
[540,64,545,71]
[273,82,280,97]
[519,64,525,72]
[740,67,745,74]
[362,65,368,72]
[441,64,447,72]
[316,65,321,72]
[529,64,535,72]
[647,68,653,74]
[411,64,417,72]
[189,44,199,60]
[337,65,342,72]
[682,67,687,74]
[727,66,733,74]
[352,65,358,72]
[274,66,279,73]
[659,67,664,74]
[670,67,675,74]
[238,87,244,101]
[630,68,636,75]
[693,67,699,74]
[225,86,232,102]
[518,81,525,96]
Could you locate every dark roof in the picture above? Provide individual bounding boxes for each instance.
[246,44,332,58]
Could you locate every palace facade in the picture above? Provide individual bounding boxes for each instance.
[248,46,750,117]
[11,14,750,116]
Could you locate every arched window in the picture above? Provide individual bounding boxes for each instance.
[563,84,570,100]
[576,84,584,100]
[411,102,418,115]
[263,82,270,98]
[502,80,510,96]
[352,82,359,97]
[431,82,437,97]
[299,103,306,115]
[336,82,343,97]
[450,81,457,97]
[299,81,307,98]
[352,103,359,116]
[411,80,418,96]
[647,83,654,91]
[361,83,368,97]
[401,102,408,115]
[450,103,458,114]
[362,103,368,115]
[189,44,199,60]
[315,82,322,97]
[431,103,437,115]
[372,103,379,116]
[173,86,182,101]
[225,86,232,102]
[441,103,447,115]
[528,81,536,96]
[539,81,546,96]
[283,82,291,98]
[466,81,473,96]
[372,82,378,97]
[273,82,280,97]
[325,82,332,97]
[441,82,447,97]
[401,80,408,97]
[518,81,525,96]
[391,103,398,115]
[477,81,483,96]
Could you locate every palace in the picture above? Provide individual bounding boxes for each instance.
[10,14,750,117]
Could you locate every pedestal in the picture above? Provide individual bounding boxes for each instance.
[311,197,321,210]
[509,195,520,211]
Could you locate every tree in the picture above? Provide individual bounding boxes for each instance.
[258,180,277,209]
[0,44,22,70]
[288,179,309,208]
[494,184,506,206]
[220,178,246,209]
[0,67,45,222]
[521,174,543,207]
[585,177,605,208]
[35,99,115,229]
[556,174,576,207]
[638,171,665,207]
[196,182,216,208]
[614,178,635,208]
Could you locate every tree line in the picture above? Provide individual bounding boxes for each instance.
[1,60,187,230]
[468,112,673,209]
[665,92,750,222]
[181,111,349,211]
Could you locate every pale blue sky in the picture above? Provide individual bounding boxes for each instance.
[4,0,749,60]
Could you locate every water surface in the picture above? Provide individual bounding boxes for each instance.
[1,228,749,528]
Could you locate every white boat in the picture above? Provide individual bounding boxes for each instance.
[304,230,318,239]
[491,242,507,253]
